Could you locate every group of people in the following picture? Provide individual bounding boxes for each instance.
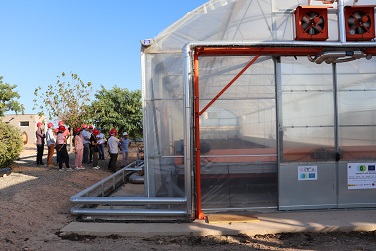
[35,121,132,173]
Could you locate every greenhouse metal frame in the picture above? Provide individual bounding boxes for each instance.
[72,0,376,221]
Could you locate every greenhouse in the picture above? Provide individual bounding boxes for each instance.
[71,0,376,221]
[140,0,376,220]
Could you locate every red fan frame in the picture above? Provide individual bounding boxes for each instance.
[295,6,329,41]
[344,6,375,41]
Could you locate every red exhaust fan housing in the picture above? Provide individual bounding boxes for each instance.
[344,6,375,41]
[295,6,329,41]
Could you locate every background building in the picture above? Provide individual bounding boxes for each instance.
[2,114,46,146]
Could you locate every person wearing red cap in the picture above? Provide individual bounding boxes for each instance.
[107,128,120,173]
[90,129,100,169]
[35,122,46,166]
[96,127,106,160]
[56,125,73,171]
[45,122,56,168]
[88,125,94,163]
[81,124,91,164]
[59,120,71,141]
[74,128,84,170]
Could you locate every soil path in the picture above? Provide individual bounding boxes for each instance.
[1,146,375,250]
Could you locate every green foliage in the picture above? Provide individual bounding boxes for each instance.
[33,72,92,130]
[0,76,25,117]
[0,121,23,168]
[88,86,142,139]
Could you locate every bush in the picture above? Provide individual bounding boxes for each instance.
[0,121,23,168]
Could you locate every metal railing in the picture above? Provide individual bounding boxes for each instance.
[70,160,189,218]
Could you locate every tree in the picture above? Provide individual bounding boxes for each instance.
[0,76,25,117]
[88,86,142,139]
[0,121,23,168]
[33,72,92,131]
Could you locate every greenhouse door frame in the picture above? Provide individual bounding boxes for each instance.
[190,46,345,220]
[193,47,322,219]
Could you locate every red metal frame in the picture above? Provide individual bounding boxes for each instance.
[193,52,205,220]
[344,6,375,41]
[295,6,329,41]
[196,47,324,56]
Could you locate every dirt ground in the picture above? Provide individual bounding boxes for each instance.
[1,145,376,251]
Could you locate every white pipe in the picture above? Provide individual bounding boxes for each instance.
[183,44,194,218]
[338,0,346,43]
[315,51,351,64]
[129,173,144,184]
[185,40,376,48]
[71,196,187,205]
[307,51,370,64]
[331,50,368,63]
[70,208,188,216]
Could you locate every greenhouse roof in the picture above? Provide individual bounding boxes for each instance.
[144,0,376,54]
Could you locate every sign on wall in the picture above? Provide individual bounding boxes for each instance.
[298,165,317,181]
[348,163,376,190]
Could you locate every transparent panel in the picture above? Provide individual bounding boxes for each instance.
[144,54,184,101]
[281,57,334,162]
[144,98,185,200]
[198,56,277,210]
[149,0,376,52]
[200,157,277,209]
[337,59,376,160]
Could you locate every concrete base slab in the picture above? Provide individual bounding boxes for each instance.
[205,212,259,224]
[61,208,376,237]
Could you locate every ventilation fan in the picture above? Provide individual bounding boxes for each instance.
[295,6,329,41]
[345,6,375,41]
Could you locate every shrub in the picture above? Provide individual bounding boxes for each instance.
[0,121,23,168]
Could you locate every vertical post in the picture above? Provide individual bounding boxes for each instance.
[338,0,346,43]
[332,63,339,158]
[274,56,283,167]
[193,51,205,220]
[332,63,340,207]
[140,49,152,197]
[183,44,194,219]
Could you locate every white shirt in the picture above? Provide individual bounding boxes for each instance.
[107,136,120,154]
[46,128,55,146]
[97,132,105,144]
[82,130,90,144]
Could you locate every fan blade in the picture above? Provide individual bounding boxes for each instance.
[352,11,363,19]
[355,26,366,34]
[313,24,323,32]
[301,12,325,35]
[307,27,316,35]
[307,12,317,18]
[347,11,371,34]
[363,21,371,29]
[316,18,324,25]
[302,15,311,24]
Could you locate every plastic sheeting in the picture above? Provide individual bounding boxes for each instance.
[141,0,376,212]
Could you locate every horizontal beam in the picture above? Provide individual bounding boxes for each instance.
[71,196,187,205]
[70,208,188,216]
[195,47,376,57]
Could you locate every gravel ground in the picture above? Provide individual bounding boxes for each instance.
[1,146,376,250]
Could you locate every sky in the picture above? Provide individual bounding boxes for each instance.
[0,0,208,114]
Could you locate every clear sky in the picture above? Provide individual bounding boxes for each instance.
[0,0,208,114]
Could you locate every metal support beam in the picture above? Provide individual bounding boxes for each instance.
[70,208,188,216]
[71,196,187,205]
